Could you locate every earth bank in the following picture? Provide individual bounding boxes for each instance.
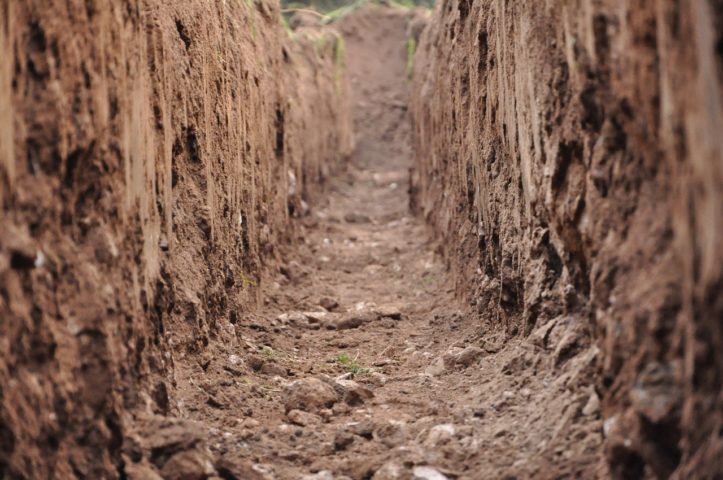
[0,1,351,477]
[412,1,722,477]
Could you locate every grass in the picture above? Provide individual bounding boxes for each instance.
[241,0,258,40]
[406,37,416,80]
[280,14,296,40]
[240,272,257,287]
[334,35,346,93]
[335,352,372,375]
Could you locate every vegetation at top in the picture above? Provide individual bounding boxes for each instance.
[282,0,435,21]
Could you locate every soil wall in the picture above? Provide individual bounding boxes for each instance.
[411,0,722,477]
[0,0,352,477]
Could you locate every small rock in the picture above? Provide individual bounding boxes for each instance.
[455,346,484,367]
[375,305,402,320]
[372,460,406,480]
[216,455,272,480]
[277,312,308,326]
[319,297,340,311]
[334,430,356,451]
[373,421,407,448]
[368,372,387,386]
[161,450,216,480]
[347,420,375,439]
[412,466,448,480]
[331,311,378,330]
[344,212,371,223]
[124,462,164,480]
[582,392,601,416]
[302,471,334,480]
[260,363,287,377]
[303,311,330,324]
[332,402,351,415]
[283,378,339,413]
[425,357,447,377]
[335,379,374,406]
[425,424,456,447]
[287,409,322,427]
[279,450,302,461]
[241,418,260,429]
[247,355,266,372]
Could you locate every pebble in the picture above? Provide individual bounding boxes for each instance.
[582,392,601,416]
[331,311,378,330]
[319,297,340,311]
[335,379,374,406]
[277,311,310,327]
[412,466,448,480]
[160,450,215,480]
[425,357,447,377]
[344,212,371,223]
[287,409,322,426]
[425,424,456,446]
[375,305,402,320]
[333,430,356,450]
[373,420,408,448]
[372,460,405,479]
[302,471,334,480]
[369,372,388,386]
[283,378,339,413]
[241,418,261,428]
[455,346,484,367]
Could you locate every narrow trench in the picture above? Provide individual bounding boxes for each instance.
[3,1,721,480]
[168,7,603,480]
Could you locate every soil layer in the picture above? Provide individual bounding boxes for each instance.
[0,1,351,477]
[411,1,723,477]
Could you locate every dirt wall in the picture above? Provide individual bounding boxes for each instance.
[411,0,722,477]
[0,0,352,477]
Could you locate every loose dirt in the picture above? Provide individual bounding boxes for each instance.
[152,6,605,479]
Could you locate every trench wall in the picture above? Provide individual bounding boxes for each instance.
[0,0,352,477]
[411,0,722,477]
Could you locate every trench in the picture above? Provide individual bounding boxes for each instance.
[1,1,722,480]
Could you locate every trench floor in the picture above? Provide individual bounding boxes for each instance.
[168,158,605,479]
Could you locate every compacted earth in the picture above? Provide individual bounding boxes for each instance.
[143,7,607,479]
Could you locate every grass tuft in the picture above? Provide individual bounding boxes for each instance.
[336,352,372,375]
[406,37,416,80]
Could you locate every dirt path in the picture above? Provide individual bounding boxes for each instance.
[147,6,605,480]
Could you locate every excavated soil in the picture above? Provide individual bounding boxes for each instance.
[412,1,722,478]
[0,1,721,480]
[157,6,605,480]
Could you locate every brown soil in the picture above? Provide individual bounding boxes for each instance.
[155,6,605,480]
[1,1,721,479]
[412,1,723,478]
[0,1,351,477]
